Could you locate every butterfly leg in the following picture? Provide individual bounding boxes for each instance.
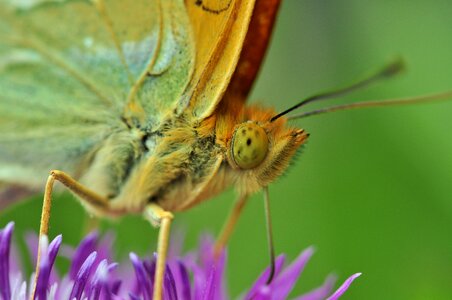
[214,194,248,257]
[31,170,110,300]
[144,203,174,300]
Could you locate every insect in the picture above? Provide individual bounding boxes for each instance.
[0,0,451,299]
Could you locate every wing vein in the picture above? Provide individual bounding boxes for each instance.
[188,0,240,106]
[93,0,134,86]
[1,9,112,106]
[125,0,164,107]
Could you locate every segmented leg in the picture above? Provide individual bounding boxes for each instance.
[144,203,174,300]
[214,194,248,257]
[31,170,110,300]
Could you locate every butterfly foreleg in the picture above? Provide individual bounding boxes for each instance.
[143,203,174,300]
[214,194,249,257]
[31,169,110,300]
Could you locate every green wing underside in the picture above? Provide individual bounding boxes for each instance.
[0,0,194,187]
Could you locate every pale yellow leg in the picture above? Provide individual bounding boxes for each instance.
[31,170,110,300]
[143,203,174,300]
[214,194,248,257]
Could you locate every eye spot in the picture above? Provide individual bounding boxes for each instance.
[242,129,247,135]
[246,138,252,146]
[255,130,260,137]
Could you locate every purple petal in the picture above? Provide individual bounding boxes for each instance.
[244,255,286,300]
[70,232,98,279]
[202,263,217,300]
[250,285,272,300]
[35,235,62,300]
[0,222,14,300]
[199,235,215,270]
[129,294,140,300]
[201,245,227,300]
[88,259,108,300]
[270,247,315,299]
[47,236,62,269]
[144,256,156,287]
[69,251,97,300]
[93,264,118,300]
[108,262,119,273]
[326,273,361,300]
[177,260,191,300]
[110,278,121,295]
[130,253,152,300]
[163,264,177,300]
[190,263,205,300]
[295,275,336,300]
[11,275,27,300]
[215,250,227,300]
[35,235,49,300]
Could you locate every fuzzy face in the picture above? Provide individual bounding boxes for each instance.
[214,101,309,197]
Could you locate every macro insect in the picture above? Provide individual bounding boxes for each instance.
[1,0,451,299]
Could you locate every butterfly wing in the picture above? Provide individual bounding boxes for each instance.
[182,0,257,119]
[0,0,193,189]
[224,0,282,102]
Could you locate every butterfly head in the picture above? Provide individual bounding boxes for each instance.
[225,106,308,193]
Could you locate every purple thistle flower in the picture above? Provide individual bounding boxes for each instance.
[0,222,360,300]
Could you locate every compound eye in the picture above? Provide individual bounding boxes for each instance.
[231,123,269,169]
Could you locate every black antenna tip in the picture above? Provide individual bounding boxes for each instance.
[381,57,406,78]
[266,266,276,285]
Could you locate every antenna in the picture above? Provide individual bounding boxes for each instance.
[270,58,405,122]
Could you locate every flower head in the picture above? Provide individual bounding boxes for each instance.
[0,222,360,299]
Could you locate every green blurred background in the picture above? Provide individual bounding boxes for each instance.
[1,0,452,299]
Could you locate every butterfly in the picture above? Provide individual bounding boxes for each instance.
[1,0,451,299]
[0,0,288,298]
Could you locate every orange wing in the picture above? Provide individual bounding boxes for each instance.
[183,0,256,119]
[225,0,282,102]
[183,0,282,120]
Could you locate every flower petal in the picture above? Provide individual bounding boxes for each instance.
[0,222,14,300]
[70,232,98,279]
[69,251,97,300]
[271,247,315,299]
[12,277,27,300]
[190,263,205,300]
[35,235,62,300]
[295,274,336,300]
[202,263,217,300]
[87,259,108,300]
[201,243,227,300]
[244,255,286,300]
[130,253,152,300]
[177,260,191,300]
[163,264,177,300]
[326,273,361,300]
